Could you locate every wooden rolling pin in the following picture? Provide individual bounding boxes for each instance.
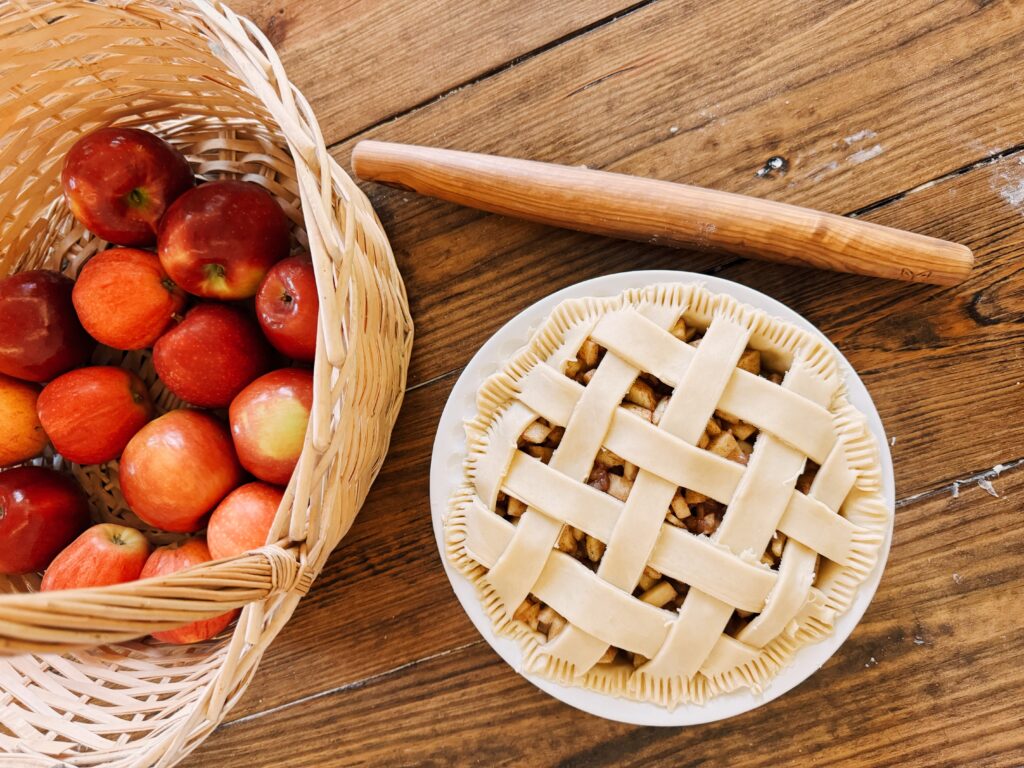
[351,140,973,286]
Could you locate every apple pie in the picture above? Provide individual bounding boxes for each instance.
[444,283,889,707]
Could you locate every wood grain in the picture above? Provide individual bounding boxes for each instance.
[352,140,973,285]
[331,0,1024,386]
[174,1,1024,764]
[218,142,1024,725]
[225,0,640,144]
[187,466,1024,767]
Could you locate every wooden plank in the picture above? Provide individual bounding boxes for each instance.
[226,0,639,144]
[186,466,1024,766]
[329,0,1024,386]
[224,149,1024,721]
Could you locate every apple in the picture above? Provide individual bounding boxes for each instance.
[0,467,90,574]
[120,409,242,532]
[0,374,47,467]
[229,368,313,485]
[207,482,283,560]
[158,180,290,299]
[37,366,154,465]
[61,127,194,247]
[40,523,149,590]
[0,270,94,382]
[152,304,272,408]
[140,538,239,644]
[72,248,187,350]
[255,255,319,362]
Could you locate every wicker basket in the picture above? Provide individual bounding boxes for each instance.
[0,1,413,764]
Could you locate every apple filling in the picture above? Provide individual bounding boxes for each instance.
[495,314,825,665]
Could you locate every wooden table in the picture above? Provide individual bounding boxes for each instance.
[188,1,1024,765]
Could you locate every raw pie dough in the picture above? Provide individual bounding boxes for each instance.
[445,283,889,708]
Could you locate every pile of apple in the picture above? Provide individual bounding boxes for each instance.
[0,127,321,644]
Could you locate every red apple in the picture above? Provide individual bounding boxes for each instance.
[207,482,283,560]
[0,270,94,381]
[140,538,239,644]
[61,127,194,247]
[152,304,272,408]
[0,374,47,467]
[72,248,187,350]
[255,255,319,362]
[0,467,90,574]
[40,523,149,590]
[37,366,154,465]
[229,368,313,485]
[158,180,290,299]
[120,409,242,532]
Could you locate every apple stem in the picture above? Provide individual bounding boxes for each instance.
[128,188,146,207]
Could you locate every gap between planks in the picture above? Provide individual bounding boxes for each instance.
[221,640,484,731]
[323,0,660,154]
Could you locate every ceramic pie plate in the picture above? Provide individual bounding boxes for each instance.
[429,270,895,726]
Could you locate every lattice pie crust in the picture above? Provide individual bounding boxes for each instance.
[445,283,889,708]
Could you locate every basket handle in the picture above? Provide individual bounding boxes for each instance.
[0,545,306,655]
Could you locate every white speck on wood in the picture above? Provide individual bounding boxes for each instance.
[913,636,925,645]
[1000,179,1024,207]
[843,129,877,145]
[951,482,959,498]
[889,436,896,446]
[848,144,884,164]
[810,160,839,181]
[977,478,998,497]
[669,126,679,134]
[991,156,1024,213]
[952,573,963,584]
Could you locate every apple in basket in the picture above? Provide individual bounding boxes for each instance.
[0,466,90,575]
[141,538,239,644]
[153,303,272,408]
[37,366,154,465]
[207,481,284,560]
[119,409,242,533]
[255,254,320,362]
[41,523,150,590]
[0,373,47,467]
[61,127,194,247]
[158,180,291,300]
[229,368,314,485]
[71,248,188,350]
[0,270,94,382]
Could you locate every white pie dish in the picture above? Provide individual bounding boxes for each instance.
[429,269,895,726]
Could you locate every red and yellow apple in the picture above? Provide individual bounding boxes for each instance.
[72,248,187,350]
[0,270,94,382]
[61,127,194,247]
[229,368,313,485]
[0,374,47,467]
[140,538,239,644]
[152,303,272,408]
[37,366,154,465]
[120,409,242,532]
[41,523,150,590]
[255,254,319,362]
[0,466,90,574]
[207,482,283,560]
[158,180,290,299]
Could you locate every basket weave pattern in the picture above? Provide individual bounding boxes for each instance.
[0,1,413,764]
